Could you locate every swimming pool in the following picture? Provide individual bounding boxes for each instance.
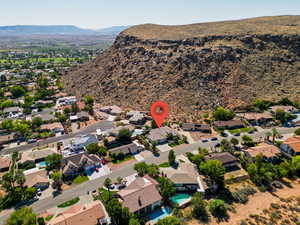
[148,206,171,223]
[38,161,46,168]
[170,193,191,205]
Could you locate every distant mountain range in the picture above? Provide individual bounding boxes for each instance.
[0,25,130,36]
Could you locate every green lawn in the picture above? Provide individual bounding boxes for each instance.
[45,215,54,222]
[57,197,80,208]
[98,188,117,203]
[112,155,134,164]
[159,162,170,168]
[228,127,253,134]
[73,175,89,185]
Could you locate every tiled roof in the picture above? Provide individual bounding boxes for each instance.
[48,200,107,225]
[147,127,178,142]
[0,156,11,170]
[24,170,49,187]
[117,175,162,213]
[245,143,281,158]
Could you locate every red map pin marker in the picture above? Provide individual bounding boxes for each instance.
[150,101,169,128]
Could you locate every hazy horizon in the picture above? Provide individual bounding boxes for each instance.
[1,0,300,29]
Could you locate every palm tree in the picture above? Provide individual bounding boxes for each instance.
[51,171,63,191]
[265,131,272,141]
[271,128,280,143]
[15,170,25,187]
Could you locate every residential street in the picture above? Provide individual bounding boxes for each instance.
[0,121,113,155]
[0,126,297,225]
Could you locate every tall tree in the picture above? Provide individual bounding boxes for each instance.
[199,160,225,188]
[168,150,176,166]
[5,207,37,225]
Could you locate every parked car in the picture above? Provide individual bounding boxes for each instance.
[27,139,37,144]
[221,132,228,137]
[248,130,254,134]
[211,137,218,141]
[234,133,240,136]
[202,139,209,143]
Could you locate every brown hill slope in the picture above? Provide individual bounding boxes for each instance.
[63,16,300,119]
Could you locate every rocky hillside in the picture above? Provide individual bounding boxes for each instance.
[63,16,300,119]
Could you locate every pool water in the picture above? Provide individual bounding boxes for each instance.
[39,161,46,168]
[149,207,171,223]
[170,193,191,205]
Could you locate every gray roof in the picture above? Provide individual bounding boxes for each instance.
[147,127,177,142]
[109,143,137,155]
[3,107,22,113]
[160,162,198,184]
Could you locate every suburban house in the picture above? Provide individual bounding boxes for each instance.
[40,122,64,134]
[243,143,281,162]
[107,125,135,137]
[270,105,298,114]
[109,140,145,156]
[56,96,77,106]
[100,105,123,115]
[3,106,23,118]
[33,109,56,122]
[0,156,11,172]
[213,120,245,130]
[147,127,178,144]
[76,111,90,121]
[68,134,98,152]
[24,170,49,190]
[20,148,57,164]
[280,136,300,157]
[204,152,240,170]
[182,123,211,133]
[126,111,147,125]
[0,132,16,146]
[117,175,162,214]
[48,200,110,225]
[160,162,208,193]
[61,153,101,178]
[238,112,273,126]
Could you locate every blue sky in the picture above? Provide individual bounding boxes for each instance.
[1,0,300,29]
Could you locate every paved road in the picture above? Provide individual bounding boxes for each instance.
[0,121,114,155]
[0,126,296,224]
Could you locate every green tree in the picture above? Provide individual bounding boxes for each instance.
[199,160,225,188]
[213,107,235,121]
[1,119,14,130]
[5,207,37,225]
[220,139,234,153]
[98,146,108,157]
[0,100,14,109]
[106,198,133,225]
[208,199,227,218]
[155,216,181,225]
[134,162,148,176]
[230,138,239,146]
[10,85,26,98]
[280,156,300,178]
[63,107,71,115]
[15,170,25,187]
[191,192,208,221]
[253,99,271,111]
[157,176,176,202]
[129,218,140,225]
[147,164,159,178]
[271,128,280,144]
[71,103,79,114]
[37,76,49,89]
[86,143,100,155]
[45,153,62,171]
[295,128,300,136]
[31,117,43,129]
[84,96,94,106]
[116,128,132,144]
[23,187,37,201]
[242,135,255,147]
[51,171,63,191]
[168,150,176,166]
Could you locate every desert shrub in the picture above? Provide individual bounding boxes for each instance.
[232,186,257,204]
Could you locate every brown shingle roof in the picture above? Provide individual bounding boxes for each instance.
[213,120,244,128]
[245,143,281,158]
[0,156,11,170]
[24,170,49,187]
[48,200,106,225]
[117,176,162,213]
[204,152,239,165]
[283,136,300,153]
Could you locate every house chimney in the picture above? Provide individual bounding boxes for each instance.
[138,196,142,206]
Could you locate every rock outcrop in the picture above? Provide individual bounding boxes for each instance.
[63,16,300,119]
